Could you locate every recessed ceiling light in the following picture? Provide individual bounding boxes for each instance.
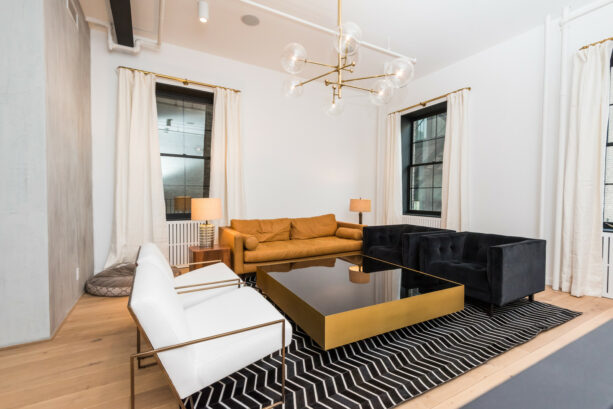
[198,1,209,23]
[241,14,260,26]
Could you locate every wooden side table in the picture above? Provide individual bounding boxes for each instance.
[189,245,232,271]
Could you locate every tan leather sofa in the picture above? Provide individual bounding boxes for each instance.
[219,214,364,274]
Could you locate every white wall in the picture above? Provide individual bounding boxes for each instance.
[378,0,613,288]
[381,25,546,238]
[90,30,377,272]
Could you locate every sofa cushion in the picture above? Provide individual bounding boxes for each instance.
[336,227,363,240]
[129,262,198,397]
[290,214,337,239]
[185,287,292,395]
[137,242,173,282]
[231,218,291,242]
[429,260,489,291]
[174,262,240,308]
[243,235,259,250]
[244,236,362,263]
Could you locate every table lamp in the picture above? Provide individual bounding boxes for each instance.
[191,198,222,248]
[349,198,371,224]
[349,264,370,284]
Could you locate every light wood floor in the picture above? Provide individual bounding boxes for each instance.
[1,288,612,409]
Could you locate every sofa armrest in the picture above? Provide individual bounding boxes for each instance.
[400,229,455,270]
[419,232,467,272]
[219,227,245,274]
[337,221,365,231]
[487,239,546,306]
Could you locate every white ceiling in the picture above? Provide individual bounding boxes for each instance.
[80,0,595,82]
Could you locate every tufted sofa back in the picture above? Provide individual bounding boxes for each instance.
[363,224,442,249]
[462,233,525,263]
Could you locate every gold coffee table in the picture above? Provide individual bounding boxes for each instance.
[257,255,464,350]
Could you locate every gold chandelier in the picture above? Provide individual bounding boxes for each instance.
[280,0,415,115]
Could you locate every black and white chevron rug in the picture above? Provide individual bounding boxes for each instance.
[187,282,580,409]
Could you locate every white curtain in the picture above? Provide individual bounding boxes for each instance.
[382,113,403,225]
[209,88,245,228]
[552,41,612,297]
[441,89,470,231]
[105,69,168,267]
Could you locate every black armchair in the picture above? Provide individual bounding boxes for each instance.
[362,224,453,268]
[419,232,546,313]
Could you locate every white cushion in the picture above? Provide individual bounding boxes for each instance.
[174,262,241,308]
[184,287,292,394]
[129,263,197,392]
[137,243,174,282]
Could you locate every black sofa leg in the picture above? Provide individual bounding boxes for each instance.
[528,294,534,302]
[488,304,494,317]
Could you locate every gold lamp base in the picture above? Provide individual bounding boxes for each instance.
[198,223,215,248]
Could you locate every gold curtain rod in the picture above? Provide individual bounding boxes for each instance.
[580,36,613,50]
[388,87,471,116]
[117,66,241,93]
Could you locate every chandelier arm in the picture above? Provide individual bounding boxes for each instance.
[343,73,393,83]
[328,82,375,93]
[303,59,338,69]
[297,68,340,87]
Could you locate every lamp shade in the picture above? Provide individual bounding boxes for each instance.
[191,198,222,221]
[350,198,371,213]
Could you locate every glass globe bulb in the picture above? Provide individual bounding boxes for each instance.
[384,58,415,88]
[281,42,307,74]
[325,98,345,116]
[283,77,304,98]
[369,79,394,106]
[334,22,362,57]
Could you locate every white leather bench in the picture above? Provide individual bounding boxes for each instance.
[129,244,292,409]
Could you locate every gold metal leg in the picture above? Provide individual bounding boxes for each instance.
[136,328,156,369]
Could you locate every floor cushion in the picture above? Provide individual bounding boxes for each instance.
[85,263,135,297]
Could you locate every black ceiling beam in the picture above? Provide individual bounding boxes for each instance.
[109,0,134,47]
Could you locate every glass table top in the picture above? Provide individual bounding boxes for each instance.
[258,255,460,316]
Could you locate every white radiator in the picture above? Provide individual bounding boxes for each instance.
[400,215,441,228]
[602,233,613,298]
[167,220,202,266]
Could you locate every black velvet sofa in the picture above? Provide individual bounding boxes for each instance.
[363,224,453,268]
[419,232,546,314]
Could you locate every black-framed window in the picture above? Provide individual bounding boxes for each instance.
[603,52,613,230]
[156,83,214,220]
[401,101,447,216]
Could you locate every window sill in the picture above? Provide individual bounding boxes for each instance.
[402,213,441,218]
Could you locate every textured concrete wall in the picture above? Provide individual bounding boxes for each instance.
[0,0,51,347]
[44,0,93,334]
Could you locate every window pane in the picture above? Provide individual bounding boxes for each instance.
[605,185,613,223]
[426,116,437,140]
[414,119,426,141]
[410,188,432,211]
[433,163,442,188]
[606,146,613,183]
[161,156,206,215]
[436,113,446,137]
[435,138,445,162]
[159,130,185,156]
[410,165,433,188]
[413,140,435,164]
[433,188,442,211]
[608,105,613,143]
